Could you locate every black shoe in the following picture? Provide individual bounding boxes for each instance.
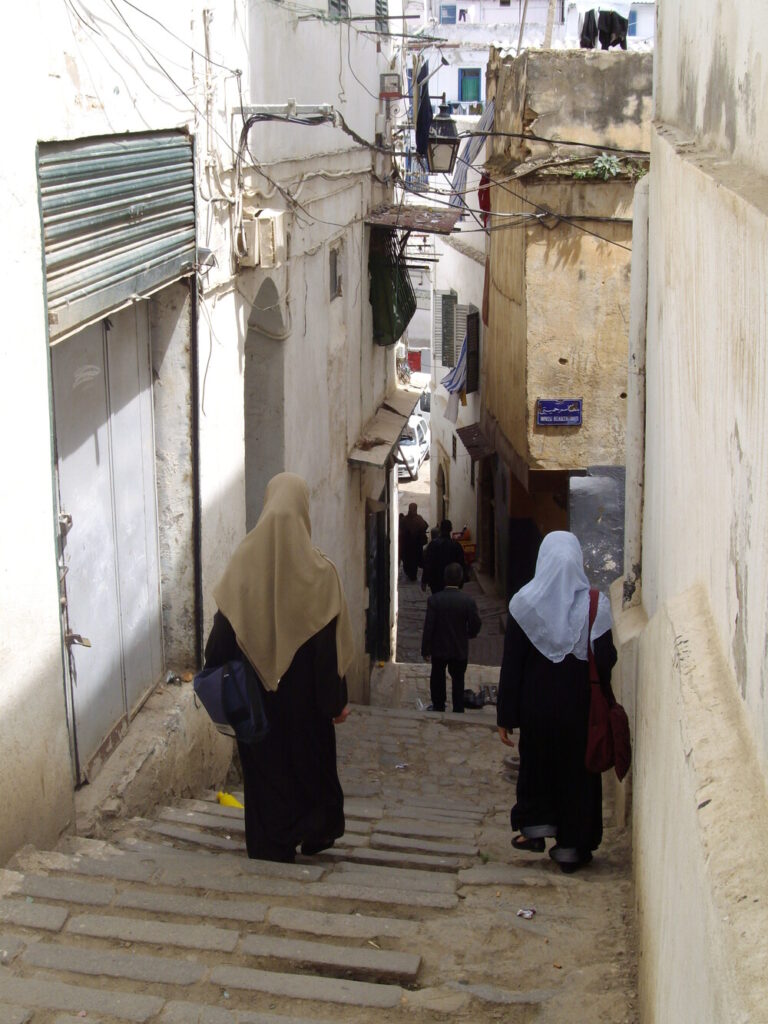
[511,834,545,852]
[426,704,445,712]
[301,837,335,856]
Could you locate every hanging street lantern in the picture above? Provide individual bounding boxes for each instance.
[427,97,460,175]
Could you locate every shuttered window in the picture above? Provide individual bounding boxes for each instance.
[376,0,388,32]
[466,306,480,393]
[38,131,195,342]
[329,0,350,16]
[432,290,472,369]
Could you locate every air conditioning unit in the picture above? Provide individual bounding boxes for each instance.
[257,209,287,269]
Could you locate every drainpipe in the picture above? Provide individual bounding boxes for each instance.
[623,175,649,609]
[190,276,204,664]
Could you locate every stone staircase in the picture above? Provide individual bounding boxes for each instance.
[0,702,637,1024]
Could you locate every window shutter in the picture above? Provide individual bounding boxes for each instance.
[454,303,469,365]
[466,306,480,393]
[432,289,445,356]
[376,0,388,32]
[441,291,458,367]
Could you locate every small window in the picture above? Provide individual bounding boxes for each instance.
[628,9,637,35]
[330,245,342,300]
[459,68,481,104]
[557,0,565,23]
[499,0,511,6]
[328,0,349,17]
[440,4,457,23]
[376,0,388,33]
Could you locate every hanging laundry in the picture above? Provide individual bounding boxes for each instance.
[415,62,433,158]
[580,9,598,48]
[478,173,491,227]
[598,10,628,49]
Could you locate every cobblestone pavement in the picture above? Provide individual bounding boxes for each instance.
[0,700,637,1024]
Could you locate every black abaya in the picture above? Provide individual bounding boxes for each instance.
[497,616,617,858]
[204,612,348,862]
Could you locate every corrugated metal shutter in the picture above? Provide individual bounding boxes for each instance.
[38,132,196,342]
[466,306,480,393]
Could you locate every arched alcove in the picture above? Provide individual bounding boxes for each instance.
[244,278,287,529]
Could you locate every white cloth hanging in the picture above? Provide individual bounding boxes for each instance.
[508,531,612,663]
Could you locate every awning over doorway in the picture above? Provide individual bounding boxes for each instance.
[456,422,495,461]
[365,204,462,234]
[348,383,423,468]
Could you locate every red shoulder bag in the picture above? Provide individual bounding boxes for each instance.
[585,589,631,781]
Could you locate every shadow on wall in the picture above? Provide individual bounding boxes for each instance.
[244,278,287,530]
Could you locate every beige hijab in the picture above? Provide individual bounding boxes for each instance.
[212,473,355,691]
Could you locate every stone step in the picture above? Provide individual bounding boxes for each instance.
[24,941,206,986]
[0,1007,30,1024]
[386,800,486,823]
[0,899,68,932]
[239,933,420,983]
[158,806,372,837]
[209,964,403,1009]
[305,881,458,910]
[329,860,457,893]
[317,844,461,873]
[160,1003,337,1024]
[265,906,418,941]
[18,874,117,907]
[66,912,240,952]
[370,832,479,857]
[114,887,268,924]
[0,966,163,1022]
[375,818,477,841]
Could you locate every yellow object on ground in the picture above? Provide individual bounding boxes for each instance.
[216,791,244,809]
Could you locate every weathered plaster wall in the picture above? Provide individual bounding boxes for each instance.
[628,53,768,1020]
[485,186,528,459]
[429,235,487,537]
[488,50,652,170]
[656,0,768,176]
[630,586,768,1024]
[526,180,633,469]
[150,284,197,669]
[644,126,768,764]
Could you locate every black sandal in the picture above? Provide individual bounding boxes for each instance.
[511,834,545,852]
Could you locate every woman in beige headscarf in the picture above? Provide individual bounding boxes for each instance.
[204,473,354,863]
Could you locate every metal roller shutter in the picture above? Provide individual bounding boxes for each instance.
[38,131,196,342]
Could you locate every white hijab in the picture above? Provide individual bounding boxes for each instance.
[508,531,612,662]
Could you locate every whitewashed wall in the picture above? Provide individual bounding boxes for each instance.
[621,0,768,1018]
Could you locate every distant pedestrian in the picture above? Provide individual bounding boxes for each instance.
[421,562,482,713]
[400,502,428,581]
[421,519,466,593]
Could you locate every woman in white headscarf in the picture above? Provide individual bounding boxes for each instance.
[204,473,355,863]
[496,531,616,873]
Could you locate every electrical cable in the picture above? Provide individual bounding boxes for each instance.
[461,128,649,156]
[111,0,241,74]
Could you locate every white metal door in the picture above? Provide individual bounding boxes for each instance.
[52,304,163,779]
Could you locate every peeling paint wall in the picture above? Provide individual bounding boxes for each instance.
[656,1,768,175]
[484,50,650,475]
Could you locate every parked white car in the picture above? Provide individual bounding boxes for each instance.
[397,414,430,479]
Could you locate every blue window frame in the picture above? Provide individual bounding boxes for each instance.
[440,4,457,23]
[628,9,637,35]
[459,68,481,103]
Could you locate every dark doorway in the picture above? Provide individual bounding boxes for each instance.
[365,487,391,661]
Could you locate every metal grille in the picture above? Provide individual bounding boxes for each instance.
[38,131,195,342]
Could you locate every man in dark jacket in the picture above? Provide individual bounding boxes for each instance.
[400,502,428,581]
[421,519,466,593]
[421,562,482,713]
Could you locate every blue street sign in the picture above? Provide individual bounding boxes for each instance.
[536,398,583,426]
